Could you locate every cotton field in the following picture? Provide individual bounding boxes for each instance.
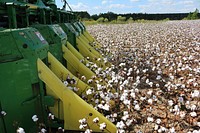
[86,20,200,132]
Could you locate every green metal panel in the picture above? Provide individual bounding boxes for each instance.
[63,23,79,36]
[0,28,49,132]
[77,21,85,31]
[59,23,77,49]
[32,24,67,63]
[0,30,23,63]
[7,3,17,28]
[10,28,49,83]
[0,60,40,133]
[72,22,82,34]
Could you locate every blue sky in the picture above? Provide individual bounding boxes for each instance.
[56,0,200,15]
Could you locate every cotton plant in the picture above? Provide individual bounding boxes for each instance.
[87,20,200,132]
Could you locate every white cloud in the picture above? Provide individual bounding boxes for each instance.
[70,2,89,11]
[102,0,107,4]
[102,0,112,5]
[148,0,159,2]
[161,0,174,5]
[109,4,131,9]
[181,0,194,5]
[139,0,198,13]
[130,0,139,2]
[93,6,102,10]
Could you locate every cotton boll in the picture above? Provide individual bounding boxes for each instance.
[48,113,55,120]
[130,92,136,98]
[40,128,47,133]
[93,117,99,123]
[147,90,153,96]
[81,75,86,81]
[136,69,140,74]
[190,112,197,117]
[196,122,200,127]
[86,89,93,95]
[154,124,159,130]
[173,105,179,112]
[160,126,167,132]
[122,114,129,121]
[156,119,162,124]
[147,116,154,122]
[134,88,139,93]
[116,121,125,129]
[79,124,85,129]
[140,97,146,101]
[190,104,197,111]
[146,79,150,84]
[73,87,79,92]
[117,129,125,133]
[168,100,174,106]
[156,75,162,80]
[87,79,93,84]
[58,127,64,132]
[112,113,118,118]
[148,99,153,104]
[156,83,160,87]
[157,70,162,74]
[103,103,110,111]
[191,90,199,98]
[158,128,162,133]
[1,111,6,116]
[126,119,133,126]
[169,127,175,133]
[149,82,153,87]
[85,129,92,133]
[63,81,68,86]
[192,130,200,133]
[32,115,38,122]
[79,118,87,124]
[134,103,140,110]
[179,111,186,118]
[99,122,107,130]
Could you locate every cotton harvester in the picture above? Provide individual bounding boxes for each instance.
[0,0,117,132]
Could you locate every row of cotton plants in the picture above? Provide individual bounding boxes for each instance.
[86,20,200,133]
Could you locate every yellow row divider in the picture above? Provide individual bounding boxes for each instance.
[48,52,90,95]
[66,41,84,61]
[76,37,98,60]
[62,44,95,80]
[78,36,102,58]
[83,31,94,42]
[37,58,117,132]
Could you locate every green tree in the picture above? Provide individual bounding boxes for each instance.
[104,18,109,22]
[96,17,104,23]
[127,17,134,23]
[191,8,199,19]
[117,16,126,22]
[163,18,170,21]
[186,9,199,20]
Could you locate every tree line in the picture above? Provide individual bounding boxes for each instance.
[74,9,199,22]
